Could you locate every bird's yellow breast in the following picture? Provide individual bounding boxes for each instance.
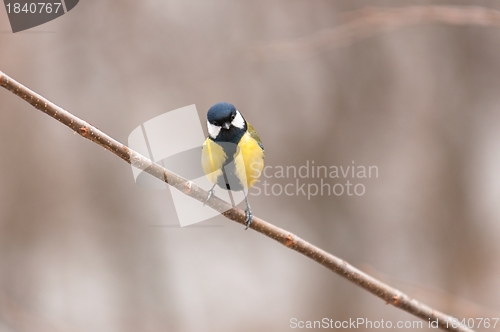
[235,131,264,189]
[201,138,226,185]
[201,132,264,190]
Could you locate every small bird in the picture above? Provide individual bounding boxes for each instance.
[201,102,265,229]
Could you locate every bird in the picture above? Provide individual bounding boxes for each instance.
[201,102,264,229]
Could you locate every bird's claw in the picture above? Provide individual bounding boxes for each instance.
[244,207,253,230]
[203,188,215,206]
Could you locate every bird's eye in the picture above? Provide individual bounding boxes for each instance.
[231,113,235,120]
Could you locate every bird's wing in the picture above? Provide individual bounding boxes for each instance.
[247,122,264,153]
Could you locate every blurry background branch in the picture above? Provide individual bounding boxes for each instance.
[252,5,500,60]
[0,71,476,332]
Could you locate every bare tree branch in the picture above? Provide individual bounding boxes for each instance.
[252,6,500,61]
[0,71,475,332]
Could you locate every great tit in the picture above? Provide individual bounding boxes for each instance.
[201,102,265,229]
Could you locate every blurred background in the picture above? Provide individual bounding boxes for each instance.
[1,0,500,331]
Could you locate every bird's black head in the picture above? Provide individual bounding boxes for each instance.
[206,102,246,142]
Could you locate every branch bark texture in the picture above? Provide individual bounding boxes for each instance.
[0,71,475,332]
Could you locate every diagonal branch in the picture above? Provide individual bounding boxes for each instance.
[252,5,500,61]
[0,71,475,332]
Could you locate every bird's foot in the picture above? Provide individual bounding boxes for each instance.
[203,187,215,206]
[244,207,253,230]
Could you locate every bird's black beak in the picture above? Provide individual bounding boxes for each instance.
[223,122,231,130]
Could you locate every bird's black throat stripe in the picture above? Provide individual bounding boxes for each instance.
[211,126,246,191]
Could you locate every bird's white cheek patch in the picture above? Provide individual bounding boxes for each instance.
[207,121,221,138]
[232,110,245,129]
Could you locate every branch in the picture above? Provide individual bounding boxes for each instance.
[0,71,475,332]
[252,5,500,61]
